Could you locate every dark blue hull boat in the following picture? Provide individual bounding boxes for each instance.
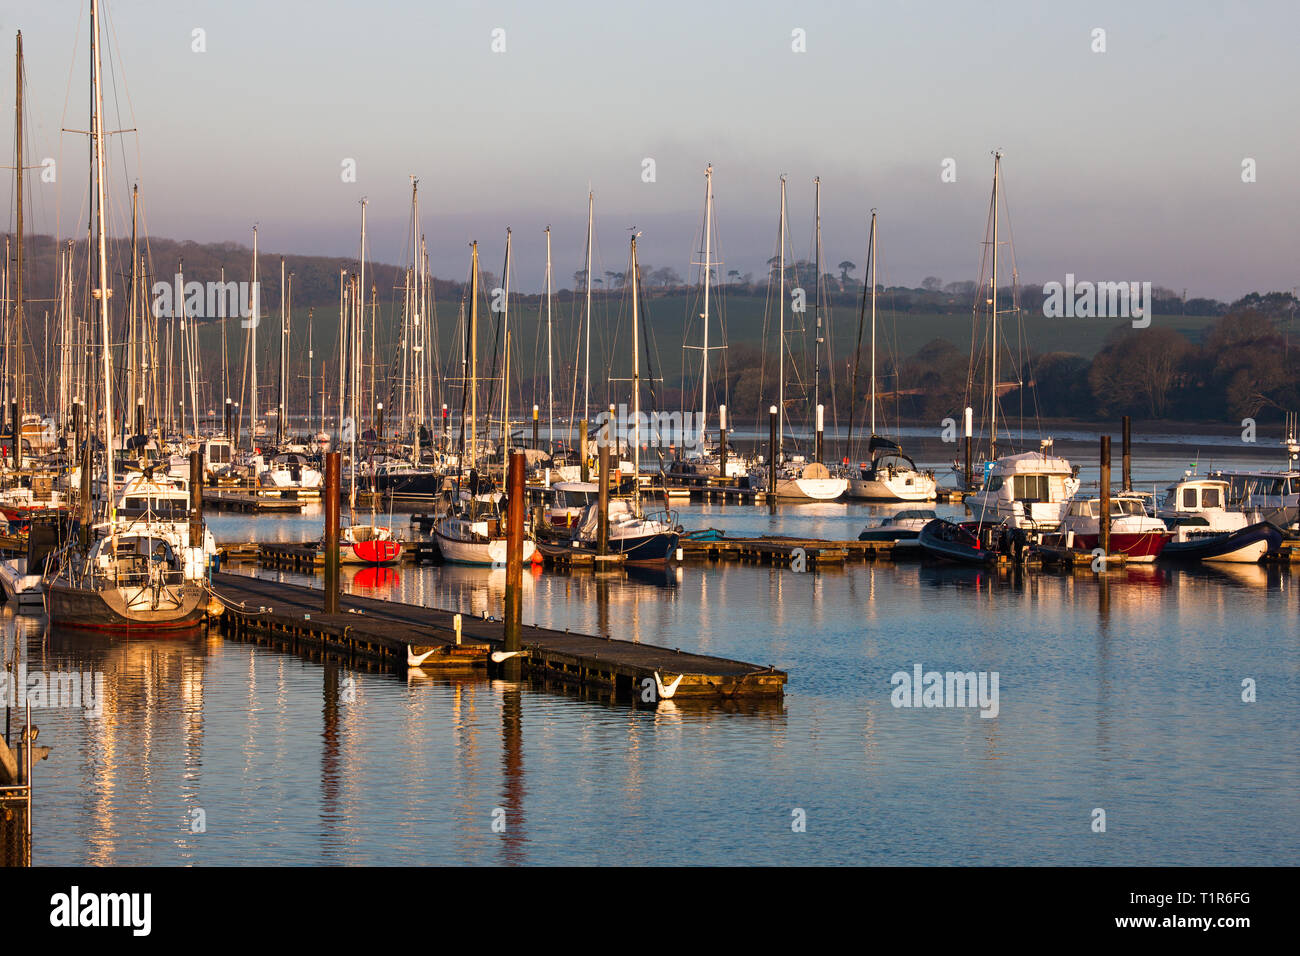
[1159,521,1282,563]
[918,518,996,565]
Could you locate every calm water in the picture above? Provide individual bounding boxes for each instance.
[6,438,1299,866]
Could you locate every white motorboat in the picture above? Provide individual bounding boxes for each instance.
[966,448,1080,531]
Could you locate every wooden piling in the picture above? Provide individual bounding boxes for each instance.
[323,451,340,613]
[189,450,203,548]
[718,404,728,482]
[1100,435,1111,556]
[597,441,610,556]
[768,405,778,514]
[579,418,588,482]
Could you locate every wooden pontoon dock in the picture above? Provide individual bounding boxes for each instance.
[208,571,786,699]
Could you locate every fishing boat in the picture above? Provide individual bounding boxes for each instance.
[858,509,937,544]
[1157,475,1281,563]
[1059,493,1171,562]
[918,518,996,565]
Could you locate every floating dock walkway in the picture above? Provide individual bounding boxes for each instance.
[209,572,787,700]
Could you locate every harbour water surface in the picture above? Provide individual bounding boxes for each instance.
[8,438,1299,866]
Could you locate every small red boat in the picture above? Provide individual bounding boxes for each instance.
[340,525,403,565]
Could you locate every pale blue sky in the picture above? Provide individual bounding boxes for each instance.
[5,0,1299,298]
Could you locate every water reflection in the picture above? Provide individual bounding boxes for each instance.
[4,541,1296,865]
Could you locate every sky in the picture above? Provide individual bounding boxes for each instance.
[3,0,1298,299]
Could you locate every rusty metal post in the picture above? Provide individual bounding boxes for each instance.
[324,451,340,613]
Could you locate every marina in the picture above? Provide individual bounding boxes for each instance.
[0,1,1295,916]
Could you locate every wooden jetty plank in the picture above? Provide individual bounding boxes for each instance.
[208,571,786,698]
[210,572,489,669]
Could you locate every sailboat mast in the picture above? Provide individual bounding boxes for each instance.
[583,192,593,420]
[813,176,821,432]
[90,0,115,515]
[545,225,554,450]
[13,30,24,471]
[631,234,641,507]
[990,151,1000,461]
[500,227,511,465]
[777,175,786,461]
[870,210,877,438]
[277,257,285,445]
[249,226,259,449]
[701,164,712,445]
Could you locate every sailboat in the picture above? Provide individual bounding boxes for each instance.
[962,152,1078,531]
[565,233,679,566]
[46,0,208,631]
[843,211,937,501]
[435,241,537,566]
[767,176,847,501]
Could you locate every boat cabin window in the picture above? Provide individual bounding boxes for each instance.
[986,476,1004,493]
[1201,486,1220,508]
[121,495,188,519]
[1012,474,1050,502]
[1182,487,1198,509]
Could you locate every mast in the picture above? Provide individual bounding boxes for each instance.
[249,226,259,449]
[813,176,820,438]
[582,192,593,421]
[90,0,115,517]
[630,233,641,509]
[277,257,286,445]
[500,227,511,467]
[869,210,877,438]
[701,164,713,445]
[990,151,1001,461]
[469,241,479,471]
[545,225,554,451]
[777,175,787,461]
[12,30,24,471]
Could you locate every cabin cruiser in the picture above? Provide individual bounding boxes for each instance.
[257,452,323,494]
[1059,492,1170,562]
[858,509,937,545]
[541,481,599,537]
[965,448,1080,531]
[568,499,679,566]
[166,437,235,484]
[1156,474,1281,563]
[1208,469,1299,530]
[844,437,937,501]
